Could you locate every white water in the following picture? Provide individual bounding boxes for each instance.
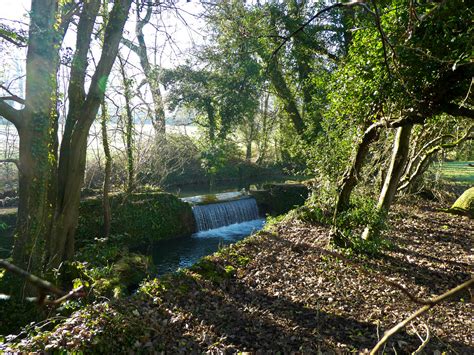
[192,197,260,232]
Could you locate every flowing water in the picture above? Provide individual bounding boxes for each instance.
[150,197,264,275]
[150,219,265,276]
[192,197,259,231]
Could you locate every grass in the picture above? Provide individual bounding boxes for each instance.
[436,161,474,184]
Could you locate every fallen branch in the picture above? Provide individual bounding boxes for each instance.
[0,259,85,305]
[370,277,473,354]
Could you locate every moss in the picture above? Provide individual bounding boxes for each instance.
[189,257,235,284]
[67,252,153,300]
[77,192,196,248]
[199,194,219,204]
[111,254,151,291]
[449,187,474,218]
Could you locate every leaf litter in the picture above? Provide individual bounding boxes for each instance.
[3,199,473,353]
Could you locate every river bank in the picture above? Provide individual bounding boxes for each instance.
[3,198,472,353]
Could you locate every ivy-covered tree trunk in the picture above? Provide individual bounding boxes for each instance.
[362,124,413,240]
[11,0,60,272]
[3,0,133,272]
[46,0,132,269]
[118,55,135,193]
[335,121,381,214]
[268,58,305,136]
[257,92,270,165]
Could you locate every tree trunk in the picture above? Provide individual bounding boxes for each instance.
[101,100,112,238]
[13,124,56,272]
[362,124,413,240]
[12,0,60,273]
[206,101,216,142]
[257,92,270,165]
[122,1,165,135]
[377,125,413,211]
[268,58,305,136]
[335,122,381,214]
[118,55,135,193]
[245,120,254,162]
[47,0,132,269]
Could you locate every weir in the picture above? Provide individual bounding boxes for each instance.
[192,197,260,232]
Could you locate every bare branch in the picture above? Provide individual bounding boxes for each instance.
[398,125,474,191]
[121,37,140,53]
[0,84,25,104]
[370,277,473,354]
[412,323,430,355]
[0,259,63,296]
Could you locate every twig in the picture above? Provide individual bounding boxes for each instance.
[412,323,430,354]
[370,278,473,354]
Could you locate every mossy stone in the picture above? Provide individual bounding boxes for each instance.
[251,183,309,216]
[449,187,474,218]
[77,192,196,248]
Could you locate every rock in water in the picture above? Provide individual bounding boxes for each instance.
[449,187,474,218]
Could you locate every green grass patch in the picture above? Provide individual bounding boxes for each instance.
[437,161,474,183]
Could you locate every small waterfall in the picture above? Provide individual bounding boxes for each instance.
[192,197,260,232]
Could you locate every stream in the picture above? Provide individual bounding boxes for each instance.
[149,218,265,276]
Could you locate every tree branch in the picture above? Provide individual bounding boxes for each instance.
[370,277,474,355]
[0,25,27,47]
[0,84,25,104]
[398,127,473,192]
[0,259,86,306]
[121,37,140,54]
[272,0,372,58]
[0,101,22,130]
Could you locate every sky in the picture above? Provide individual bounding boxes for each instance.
[0,0,205,67]
[0,0,205,160]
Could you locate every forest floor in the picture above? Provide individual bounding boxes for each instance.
[4,197,473,353]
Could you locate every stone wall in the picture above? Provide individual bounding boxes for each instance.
[77,192,196,248]
[250,183,309,216]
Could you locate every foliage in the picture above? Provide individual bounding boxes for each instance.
[199,139,242,177]
[298,193,390,256]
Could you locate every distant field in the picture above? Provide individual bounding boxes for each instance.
[437,161,474,184]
